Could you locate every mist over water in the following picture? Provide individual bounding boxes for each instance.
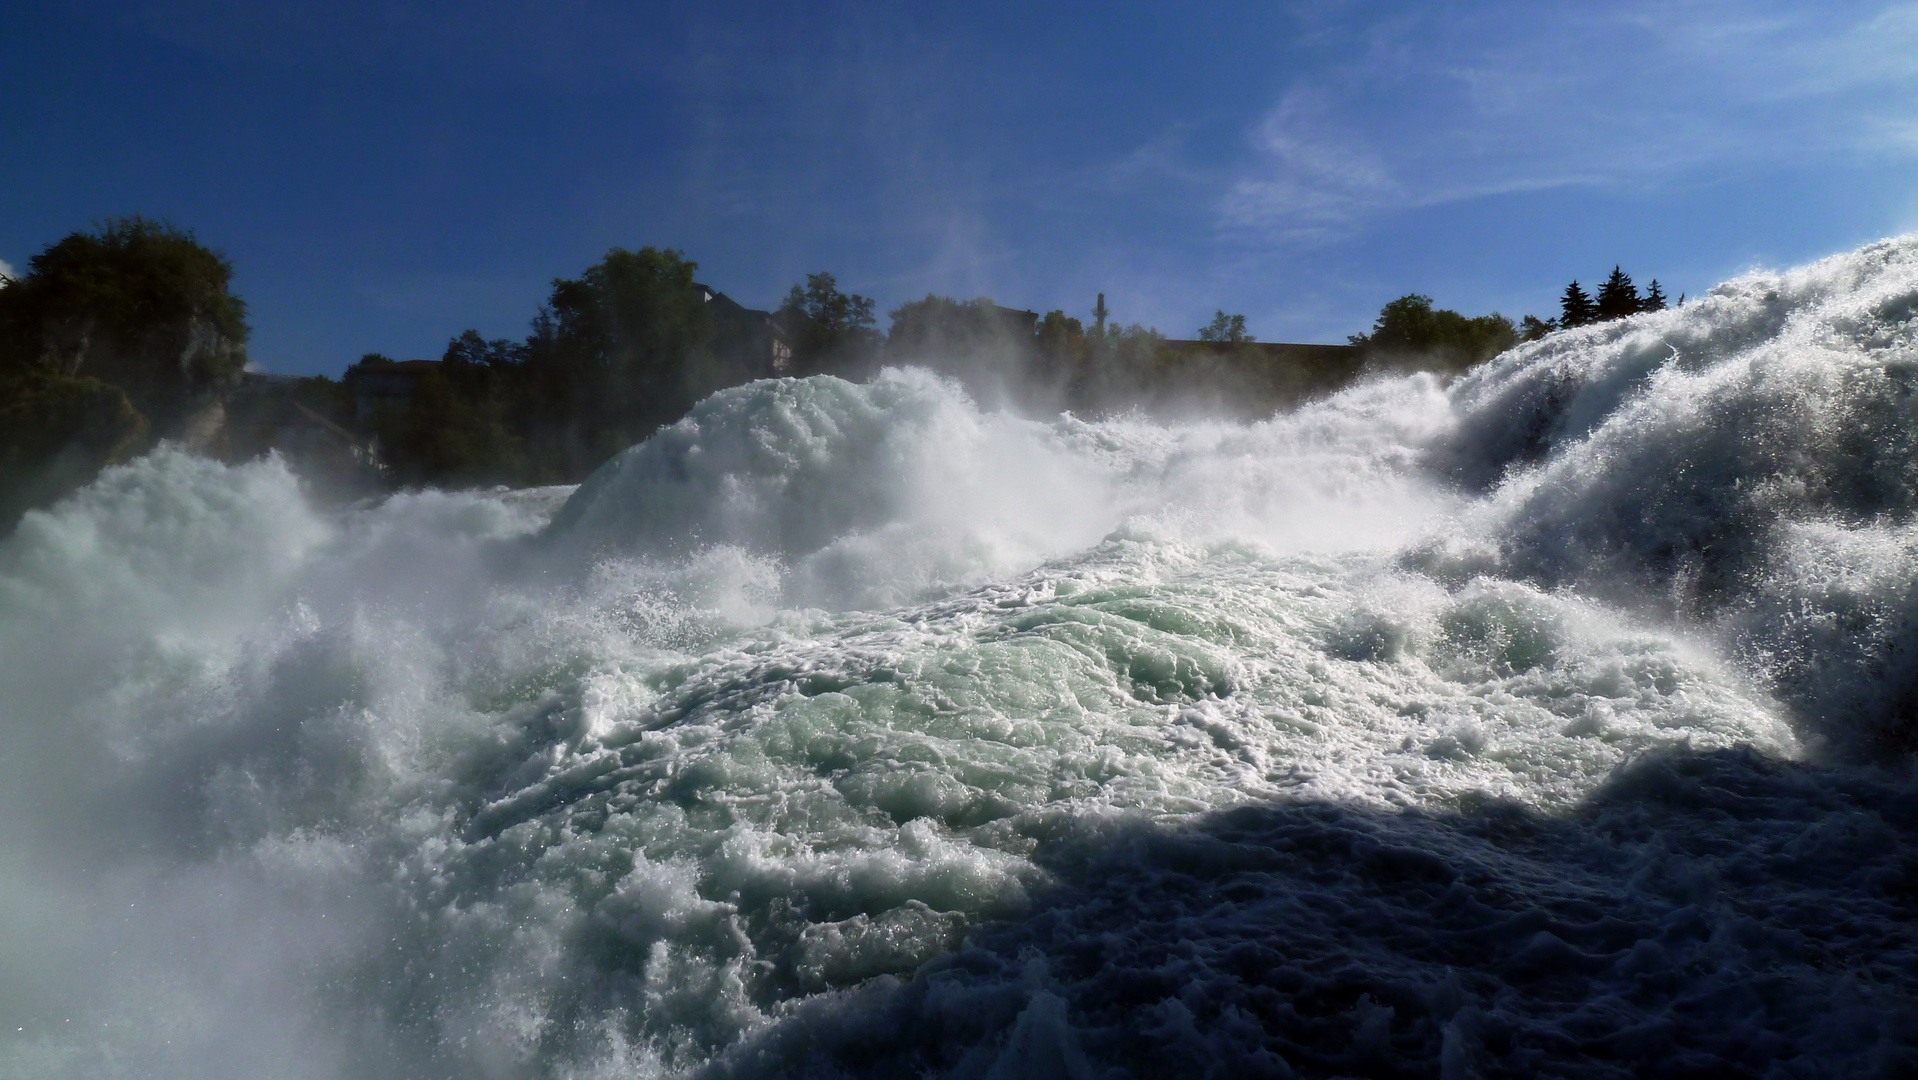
[7,239,1918,1078]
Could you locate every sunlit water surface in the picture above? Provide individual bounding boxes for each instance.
[8,239,1918,1078]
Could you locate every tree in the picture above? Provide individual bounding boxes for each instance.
[1092,323,1169,373]
[1348,294,1517,373]
[1197,310,1254,344]
[522,246,715,475]
[1641,279,1668,312]
[1520,315,1556,342]
[372,364,524,487]
[777,271,877,370]
[0,215,247,423]
[1559,281,1596,328]
[886,295,1018,357]
[1595,266,1640,321]
[442,328,525,370]
[1035,310,1085,357]
[0,370,147,529]
[0,216,249,528]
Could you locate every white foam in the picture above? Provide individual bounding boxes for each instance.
[11,236,1918,1077]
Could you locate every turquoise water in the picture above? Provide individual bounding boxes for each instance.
[8,238,1918,1077]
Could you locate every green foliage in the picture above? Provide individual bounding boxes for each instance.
[524,246,715,474]
[1035,310,1085,358]
[0,216,250,526]
[1099,323,1167,356]
[1197,311,1254,344]
[1595,266,1640,321]
[371,365,524,487]
[0,216,247,404]
[1076,322,1171,401]
[1520,315,1556,342]
[886,295,1017,356]
[0,369,148,527]
[778,272,877,369]
[1348,294,1517,373]
[1558,267,1667,329]
[1559,281,1595,328]
[1642,279,1668,312]
[443,329,525,370]
[289,373,353,425]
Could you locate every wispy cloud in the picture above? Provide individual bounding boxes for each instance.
[1219,91,1400,243]
[1221,1,1918,245]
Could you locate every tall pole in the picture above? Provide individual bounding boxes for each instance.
[1093,293,1108,336]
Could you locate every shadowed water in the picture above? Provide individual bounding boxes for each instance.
[7,237,1918,1078]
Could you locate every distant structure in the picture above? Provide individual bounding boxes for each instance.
[345,358,441,422]
[226,371,383,485]
[1093,293,1108,336]
[696,283,794,377]
[990,304,1040,339]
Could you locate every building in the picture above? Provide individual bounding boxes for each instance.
[988,304,1040,339]
[696,283,794,377]
[344,358,441,423]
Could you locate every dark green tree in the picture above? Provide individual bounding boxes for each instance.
[777,272,877,371]
[0,217,249,528]
[521,246,715,476]
[443,328,526,370]
[1519,314,1557,342]
[1348,294,1517,373]
[1088,322,1184,412]
[1035,310,1085,357]
[1197,311,1254,344]
[886,295,1016,356]
[1641,279,1668,312]
[1559,281,1596,328]
[0,215,247,423]
[1595,266,1640,321]
[0,369,147,528]
[370,363,525,487]
[1092,324,1170,376]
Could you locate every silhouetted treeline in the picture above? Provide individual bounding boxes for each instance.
[0,216,1679,514]
[1530,267,1671,339]
[355,272,1379,488]
[346,249,876,487]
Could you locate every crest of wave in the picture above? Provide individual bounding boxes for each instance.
[1428,234,1918,755]
[543,366,1458,610]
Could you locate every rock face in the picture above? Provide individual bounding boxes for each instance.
[40,310,245,436]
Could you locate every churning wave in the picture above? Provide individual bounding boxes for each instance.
[6,238,1918,1078]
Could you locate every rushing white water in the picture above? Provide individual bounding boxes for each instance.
[7,239,1918,1078]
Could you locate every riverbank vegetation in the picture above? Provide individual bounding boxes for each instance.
[0,217,1667,522]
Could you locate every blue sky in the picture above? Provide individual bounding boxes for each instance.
[4,0,1916,376]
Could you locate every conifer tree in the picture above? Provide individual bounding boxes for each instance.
[1641,279,1668,312]
[1595,266,1640,321]
[1559,281,1595,327]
